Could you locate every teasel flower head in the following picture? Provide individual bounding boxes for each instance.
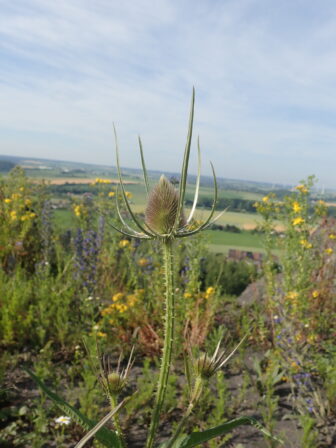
[99,347,135,397]
[145,175,186,234]
[110,88,226,241]
[193,335,247,380]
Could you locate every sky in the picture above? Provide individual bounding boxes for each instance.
[1,0,336,188]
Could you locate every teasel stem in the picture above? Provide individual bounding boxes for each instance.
[146,238,175,448]
[109,395,127,448]
[165,375,203,448]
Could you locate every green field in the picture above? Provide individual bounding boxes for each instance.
[204,229,264,254]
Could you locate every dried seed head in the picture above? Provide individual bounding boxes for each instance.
[145,175,186,234]
[195,353,215,379]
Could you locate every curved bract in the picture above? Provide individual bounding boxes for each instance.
[112,88,223,241]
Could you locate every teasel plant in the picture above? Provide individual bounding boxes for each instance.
[26,89,282,447]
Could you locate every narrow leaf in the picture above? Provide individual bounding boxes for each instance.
[186,136,201,225]
[75,397,129,448]
[113,124,154,237]
[172,87,195,234]
[25,369,121,447]
[176,417,283,448]
[138,136,150,197]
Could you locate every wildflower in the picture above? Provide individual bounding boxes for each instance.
[112,292,124,302]
[92,324,100,331]
[11,193,21,200]
[194,336,247,379]
[184,292,192,299]
[119,239,130,248]
[25,198,32,206]
[113,303,128,313]
[9,210,17,221]
[300,239,312,249]
[292,201,302,213]
[292,217,304,226]
[262,195,270,203]
[286,291,299,303]
[101,306,114,316]
[329,233,336,239]
[73,205,82,217]
[125,191,132,199]
[145,175,186,234]
[290,361,300,371]
[108,191,115,197]
[312,290,319,298]
[325,248,333,255]
[4,198,11,204]
[55,416,71,426]
[138,257,149,267]
[205,286,215,299]
[127,294,138,307]
[99,347,134,396]
[295,184,308,194]
[97,331,107,338]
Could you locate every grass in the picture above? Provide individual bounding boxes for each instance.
[205,230,264,254]
[53,209,75,231]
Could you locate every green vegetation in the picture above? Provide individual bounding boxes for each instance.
[1,165,336,447]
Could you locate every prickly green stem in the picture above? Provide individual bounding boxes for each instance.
[109,395,126,448]
[165,376,204,448]
[146,238,175,448]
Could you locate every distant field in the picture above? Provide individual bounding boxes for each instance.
[205,229,263,248]
[37,177,137,185]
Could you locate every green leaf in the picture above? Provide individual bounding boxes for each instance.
[169,417,283,448]
[75,397,129,448]
[25,369,121,448]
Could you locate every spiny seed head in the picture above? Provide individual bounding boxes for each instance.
[195,353,215,379]
[145,175,186,234]
[107,372,125,394]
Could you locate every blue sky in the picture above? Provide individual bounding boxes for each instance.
[1,0,336,187]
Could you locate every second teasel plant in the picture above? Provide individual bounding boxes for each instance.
[26,89,281,447]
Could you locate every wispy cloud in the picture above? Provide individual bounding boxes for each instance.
[1,0,336,186]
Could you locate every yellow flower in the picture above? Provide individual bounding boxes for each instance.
[329,233,336,240]
[4,198,11,204]
[119,239,130,248]
[286,291,299,302]
[112,292,124,302]
[97,331,107,338]
[325,248,333,255]
[9,210,17,221]
[292,201,302,213]
[127,294,138,307]
[295,184,308,194]
[292,217,304,226]
[11,193,21,200]
[94,178,111,185]
[114,303,128,313]
[25,199,32,206]
[101,306,114,316]
[125,191,132,199]
[312,290,319,298]
[290,361,300,371]
[300,239,312,249]
[108,191,115,197]
[138,257,149,267]
[262,195,270,203]
[205,286,215,299]
[183,292,192,299]
[73,205,82,217]
[19,187,24,192]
